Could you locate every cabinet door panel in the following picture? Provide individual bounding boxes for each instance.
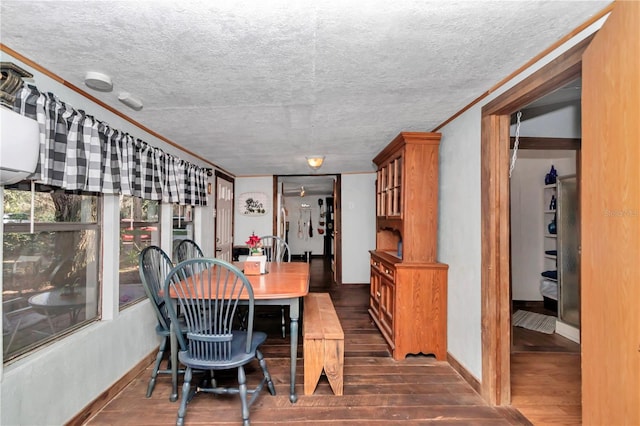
[369,267,381,318]
[380,276,394,340]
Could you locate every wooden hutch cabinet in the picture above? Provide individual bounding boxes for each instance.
[369,132,448,361]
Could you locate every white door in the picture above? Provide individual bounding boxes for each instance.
[215,174,234,262]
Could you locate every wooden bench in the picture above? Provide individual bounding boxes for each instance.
[303,292,344,396]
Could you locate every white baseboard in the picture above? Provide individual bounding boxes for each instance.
[555,320,580,344]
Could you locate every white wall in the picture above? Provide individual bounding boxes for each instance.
[439,106,483,377]
[1,304,157,424]
[234,177,274,244]
[438,18,605,381]
[0,51,215,425]
[341,173,376,284]
[517,101,581,138]
[234,174,376,283]
[284,194,331,256]
[510,151,576,301]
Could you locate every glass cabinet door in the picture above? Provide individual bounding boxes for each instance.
[390,157,402,217]
[377,168,386,217]
[376,155,403,218]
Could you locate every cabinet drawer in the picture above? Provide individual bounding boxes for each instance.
[380,262,395,282]
[370,258,382,275]
[380,263,396,283]
[371,257,395,281]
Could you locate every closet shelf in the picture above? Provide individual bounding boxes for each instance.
[542,182,559,313]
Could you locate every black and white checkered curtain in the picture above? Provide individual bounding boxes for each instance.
[13,84,207,205]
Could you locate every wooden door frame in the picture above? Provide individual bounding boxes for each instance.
[271,175,342,285]
[333,174,342,284]
[479,35,592,405]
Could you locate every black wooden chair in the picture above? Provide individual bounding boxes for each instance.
[164,258,275,426]
[174,239,204,264]
[138,245,185,400]
[259,236,291,338]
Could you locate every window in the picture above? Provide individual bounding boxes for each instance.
[119,196,159,308]
[172,204,193,252]
[3,186,100,361]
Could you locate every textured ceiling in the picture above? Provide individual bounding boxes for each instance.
[0,0,609,182]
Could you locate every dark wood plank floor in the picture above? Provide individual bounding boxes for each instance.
[511,300,581,425]
[511,352,581,426]
[84,257,530,425]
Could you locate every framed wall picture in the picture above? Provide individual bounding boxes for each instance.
[238,192,268,216]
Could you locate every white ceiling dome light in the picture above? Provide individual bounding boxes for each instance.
[306,156,325,170]
[84,71,113,92]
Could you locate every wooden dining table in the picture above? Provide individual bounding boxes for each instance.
[168,261,310,403]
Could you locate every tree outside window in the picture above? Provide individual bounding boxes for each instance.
[2,186,99,360]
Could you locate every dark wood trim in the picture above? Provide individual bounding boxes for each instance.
[432,3,612,132]
[333,174,342,285]
[0,43,232,176]
[481,113,511,405]
[447,352,481,395]
[272,176,279,235]
[483,35,593,116]
[214,169,234,183]
[494,407,535,426]
[480,30,592,406]
[65,351,156,426]
[510,136,581,150]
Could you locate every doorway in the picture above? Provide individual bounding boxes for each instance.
[273,174,342,284]
[508,86,582,354]
[507,102,583,423]
[479,34,593,405]
[483,3,639,424]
